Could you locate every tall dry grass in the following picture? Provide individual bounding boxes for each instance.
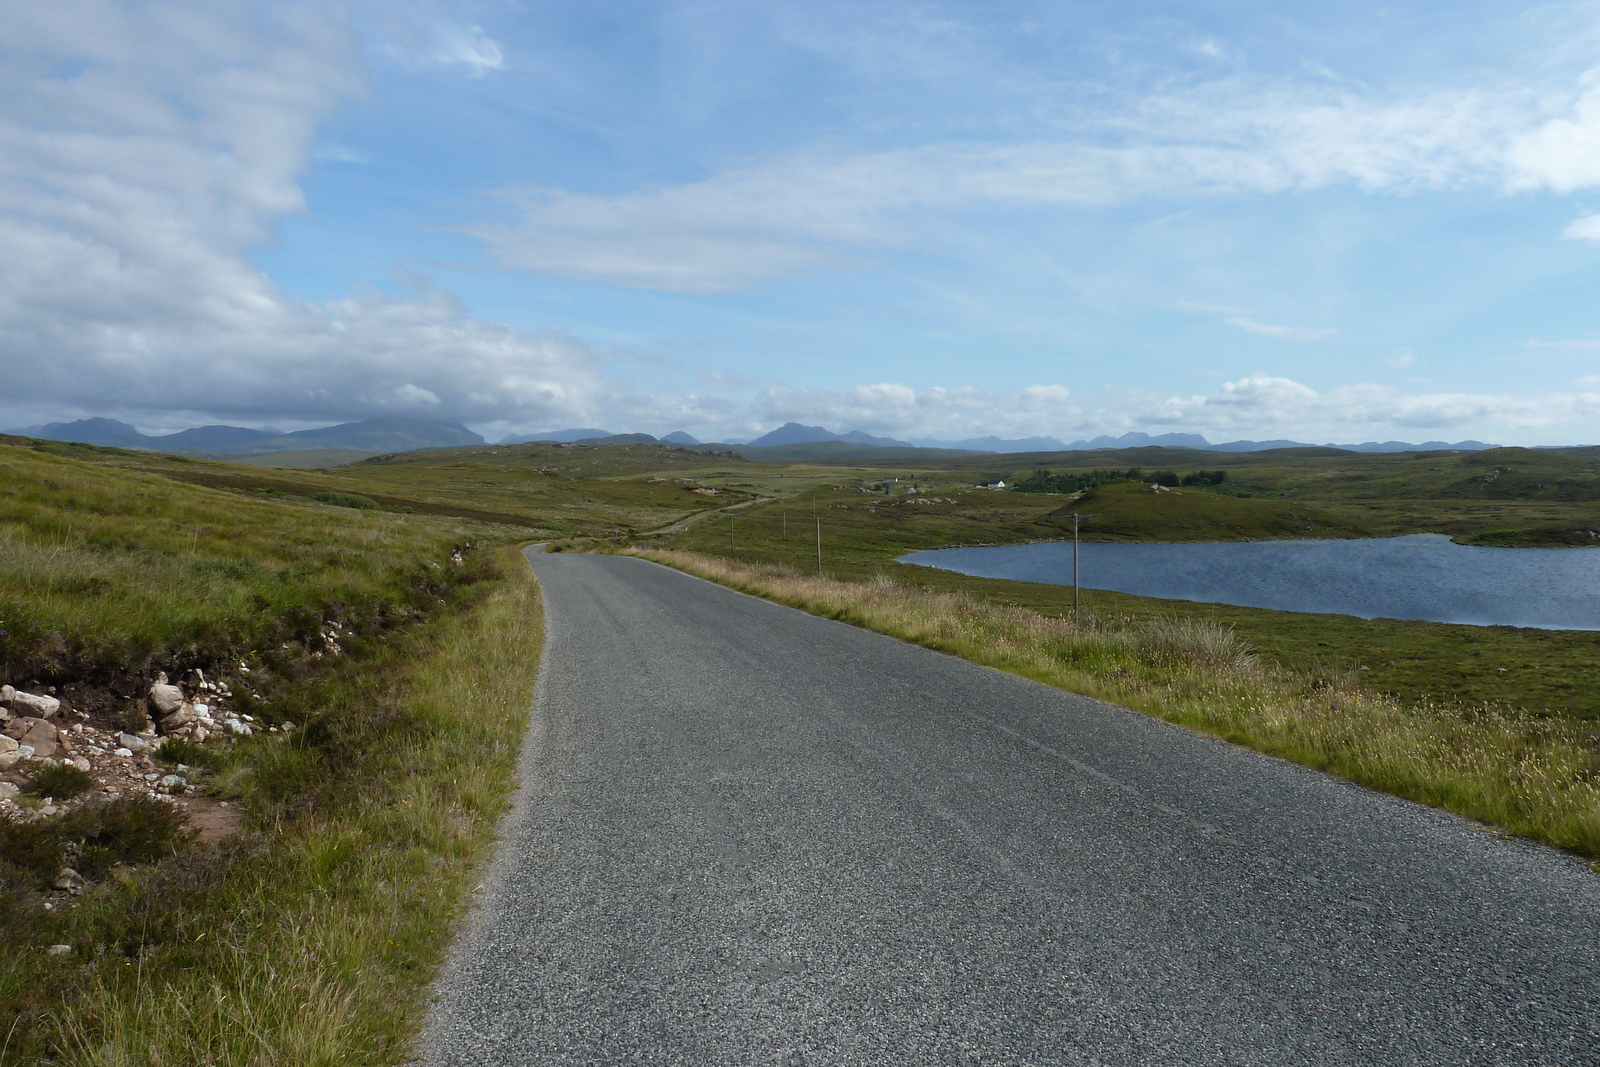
[634,549,1600,859]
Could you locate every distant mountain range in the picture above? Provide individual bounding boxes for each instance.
[9,417,485,455]
[6,416,1500,459]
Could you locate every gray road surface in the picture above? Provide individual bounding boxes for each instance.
[418,551,1600,1065]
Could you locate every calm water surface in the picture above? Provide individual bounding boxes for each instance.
[899,535,1600,629]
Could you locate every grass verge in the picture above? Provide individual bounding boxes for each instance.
[632,548,1600,861]
[2,545,542,1065]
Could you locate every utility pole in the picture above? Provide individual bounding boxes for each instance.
[1072,512,1098,623]
[815,516,823,576]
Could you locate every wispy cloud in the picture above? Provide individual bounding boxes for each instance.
[423,23,504,76]
[313,144,367,164]
[1177,302,1336,341]
[1140,376,1600,436]
[1563,212,1600,240]
[461,60,1600,293]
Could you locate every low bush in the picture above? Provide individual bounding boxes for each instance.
[307,491,380,510]
[22,762,95,801]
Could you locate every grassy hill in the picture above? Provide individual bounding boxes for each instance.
[1059,480,1370,542]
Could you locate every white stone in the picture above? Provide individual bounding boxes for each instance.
[118,732,149,752]
[45,944,71,956]
[0,685,60,718]
[114,747,133,758]
[148,675,185,715]
[0,782,17,801]
[71,757,90,773]
[16,745,34,759]
[225,718,251,736]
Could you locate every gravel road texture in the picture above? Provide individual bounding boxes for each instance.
[418,550,1600,1065]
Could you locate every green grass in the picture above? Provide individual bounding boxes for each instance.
[0,441,544,1063]
[1049,479,1372,541]
[0,442,498,688]
[2,546,543,1064]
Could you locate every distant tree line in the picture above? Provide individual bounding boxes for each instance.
[1011,467,1229,493]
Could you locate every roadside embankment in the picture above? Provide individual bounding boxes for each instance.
[631,548,1600,862]
[3,545,541,1064]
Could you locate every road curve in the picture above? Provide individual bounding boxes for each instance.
[418,551,1600,1066]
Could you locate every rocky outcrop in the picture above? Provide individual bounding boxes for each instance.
[1,665,269,830]
[0,685,60,719]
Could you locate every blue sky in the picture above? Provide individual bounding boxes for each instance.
[5,1,1600,444]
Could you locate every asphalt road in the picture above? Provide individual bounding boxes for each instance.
[418,551,1600,1066]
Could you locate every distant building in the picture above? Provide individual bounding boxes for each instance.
[983,480,1007,489]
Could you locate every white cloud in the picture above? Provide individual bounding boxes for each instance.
[1563,212,1600,240]
[422,24,504,76]
[1177,302,1336,341]
[0,1,606,432]
[390,383,442,407]
[1139,376,1600,437]
[313,143,367,164]
[370,11,505,77]
[463,58,1600,293]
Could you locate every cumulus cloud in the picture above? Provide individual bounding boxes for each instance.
[0,1,607,432]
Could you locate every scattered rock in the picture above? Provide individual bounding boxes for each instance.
[71,757,91,773]
[225,719,251,736]
[147,674,185,716]
[0,685,60,718]
[157,774,188,794]
[45,944,72,956]
[54,868,85,892]
[114,747,133,758]
[158,704,197,733]
[0,782,17,801]
[17,719,59,759]
[118,732,149,752]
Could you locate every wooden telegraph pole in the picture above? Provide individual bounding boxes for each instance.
[1072,511,1098,623]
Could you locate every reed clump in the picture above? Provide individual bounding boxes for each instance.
[632,548,1600,859]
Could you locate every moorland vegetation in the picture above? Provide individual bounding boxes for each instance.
[5,431,1600,1061]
